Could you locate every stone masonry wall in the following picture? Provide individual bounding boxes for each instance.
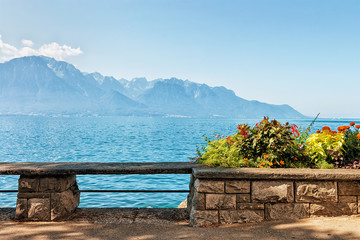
[15,174,80,221]
[188,175,360,227]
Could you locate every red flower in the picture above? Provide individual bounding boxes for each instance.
[226,136,232,144]
[356,125,360,129]
[316,130,320,133]
[350,122,355,126]
[291,124,300,137]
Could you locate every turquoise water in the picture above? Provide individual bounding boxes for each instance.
[0,116,358,207]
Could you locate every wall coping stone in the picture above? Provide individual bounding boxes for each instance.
[193,168,360,180]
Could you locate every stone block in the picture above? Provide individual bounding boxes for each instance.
[206,194,236,210]
[252,181,294,202]
[236,194,251,203]
[189,174,194,189]
[15,198,28,220]
[28,198,51,221]
[310,203,357,217]
[39,175,76,192]
[190,210,219,227]
[189,192,205,210]
[237,203,264,210]
[18,193,51,199]
[18,177,39,192]
[339,196,357,203]
[51,189,80,220]
[194,179,224,193]
[219,210,264,224]
[225,180,250,193]
[265,203,309,220]
[338,181,360,195]
[296,181,337,202]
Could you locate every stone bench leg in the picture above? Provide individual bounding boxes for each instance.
[15,174,80,221]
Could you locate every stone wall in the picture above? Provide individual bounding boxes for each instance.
[188,168,360,227]
[15,174,80,221]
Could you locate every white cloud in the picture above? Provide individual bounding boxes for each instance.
[21,39,34,47]
[0,34,83,62]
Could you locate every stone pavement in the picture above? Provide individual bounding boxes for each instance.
[0,208,360,240]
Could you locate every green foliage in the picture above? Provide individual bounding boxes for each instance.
[315,160,334,169]
[305,130,345,166]
[196,117,311,168]
[192,116,360,170]
[344,127,360,159]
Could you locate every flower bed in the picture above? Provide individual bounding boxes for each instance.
[188,117,360,226]
[191,117,360,169]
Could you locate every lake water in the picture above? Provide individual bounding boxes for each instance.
[0,116,358,208]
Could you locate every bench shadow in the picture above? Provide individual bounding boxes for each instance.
[0,208,359,240]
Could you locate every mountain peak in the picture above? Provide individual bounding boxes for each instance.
[0,56,304,118]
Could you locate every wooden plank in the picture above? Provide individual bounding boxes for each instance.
[0,162,202,175]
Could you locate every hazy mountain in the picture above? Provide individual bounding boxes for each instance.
[0,56,304,118]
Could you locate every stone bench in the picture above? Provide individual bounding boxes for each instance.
[0,162,199,221]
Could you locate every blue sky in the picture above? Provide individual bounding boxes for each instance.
[0,0,359,118]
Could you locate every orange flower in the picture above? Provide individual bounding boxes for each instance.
[322,126,331,132]
[294,157,298,160]
[291,163,294,167]
[280,160,285,165]
[350,122,355,126]
[357,132,360,140]
[338,126,348,132]
[263,154,268,159]
[243,158,248,162]
[316,130,320,133]
[259,165,263,168]
[331,131,337,134]
[355,125,360,129]
[269,162,273,166]
[261,162,265,166]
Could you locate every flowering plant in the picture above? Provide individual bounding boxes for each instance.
[305,126,345,168]
[305,123,360,168]
[192,117,360,169]
[194,117,311,168]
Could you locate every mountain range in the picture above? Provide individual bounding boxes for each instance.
[0,56,304,118]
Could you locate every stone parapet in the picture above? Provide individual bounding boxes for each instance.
[189,168,360,227]
[15,174,80,221]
